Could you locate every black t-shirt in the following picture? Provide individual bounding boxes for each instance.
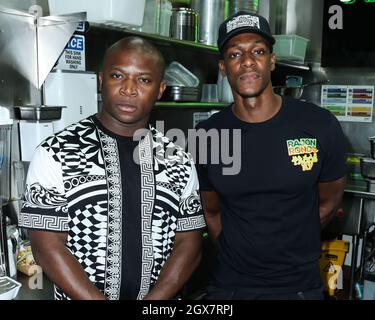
[93,117,142,299]
[195,96,347,293]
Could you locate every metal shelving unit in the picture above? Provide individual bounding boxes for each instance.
[88,23,310,70]
[89,23,310,112]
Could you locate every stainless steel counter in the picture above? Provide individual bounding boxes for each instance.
[345,180,375,199]
[335,180,375,299]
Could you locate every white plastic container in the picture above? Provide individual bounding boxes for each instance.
[273,35,309,63]
[0,277,21,300]
[164,62,199,87]
[48,0,146,26]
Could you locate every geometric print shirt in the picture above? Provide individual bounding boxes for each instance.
[19,116,206,300]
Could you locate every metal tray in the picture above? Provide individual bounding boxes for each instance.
[14,105,65,121]
[161,86,201,102]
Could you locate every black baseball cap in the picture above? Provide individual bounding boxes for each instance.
[217,11,275,54]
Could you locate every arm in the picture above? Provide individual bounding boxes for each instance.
[29,230,106,300]
[319,176,346,227]
[200,190,221,244]
[143,230,202,300]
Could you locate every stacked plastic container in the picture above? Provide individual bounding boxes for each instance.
[273,35,309,63]
[48,0,146,27]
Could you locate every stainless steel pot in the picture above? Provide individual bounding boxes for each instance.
[170,8,197,41]
[273,80,329,99]
[191,0,225,46]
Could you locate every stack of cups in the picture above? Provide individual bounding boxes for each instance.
[229,0,259,15]
[159,0,172,37]
[141,0,160,34]
[201,84,219,103]
[217,73,234,103]
[191,0,226,46]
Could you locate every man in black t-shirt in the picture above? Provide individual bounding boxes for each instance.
[196,11,346,300]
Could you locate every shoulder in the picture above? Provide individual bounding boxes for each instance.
[283,96,337,126]
[54,116,96,138]
[41,116,96,147]
[195,107,233,130]
[37,116,97,159]
[150,125,193,167]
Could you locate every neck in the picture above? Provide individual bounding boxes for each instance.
[232,87,282,123]
[97,112,149,137]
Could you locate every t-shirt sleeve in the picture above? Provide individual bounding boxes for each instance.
[176,157,206,232]
[196,163,214,191]
[193,124,214,191]
[319,114,347,182]
[18,145,69,232]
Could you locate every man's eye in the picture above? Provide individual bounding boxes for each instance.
[229,52,241,59]
[139,78,151,84]
[253,49,266,55]
[111,73,123,79]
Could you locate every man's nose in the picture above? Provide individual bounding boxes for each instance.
[241,52,256,68]
[120,80,137,96]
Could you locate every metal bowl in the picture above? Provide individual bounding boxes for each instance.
[14,105,65,121]
[273,80,329,99]
[273,86,303,99]
[161,86,201,102]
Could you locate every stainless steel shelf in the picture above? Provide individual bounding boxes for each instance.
[89,23,219,54]
[155,102,230,108]
[89,23,310,70]
[90,22,310,71]
[276,60,310,71]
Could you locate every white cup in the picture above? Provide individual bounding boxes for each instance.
[217,73,234,103]
[201,84,219,102]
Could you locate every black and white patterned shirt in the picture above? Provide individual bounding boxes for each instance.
[19,116,205,300]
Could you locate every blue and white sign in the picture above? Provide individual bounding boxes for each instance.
[76,21,85,32]
[55,34,86,71]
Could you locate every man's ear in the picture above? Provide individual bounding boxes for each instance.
[158,81,167,100]
[98,72,103,91]
[270,53,276,71]
[219,60,227,77]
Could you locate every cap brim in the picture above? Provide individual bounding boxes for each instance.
[219,27,276,53]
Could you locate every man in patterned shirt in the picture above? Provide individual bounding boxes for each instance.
[19,37,206,300]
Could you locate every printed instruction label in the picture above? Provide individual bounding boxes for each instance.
[321,85,374,122]
[55,34,86,71]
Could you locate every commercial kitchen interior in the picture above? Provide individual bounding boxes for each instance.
[1,0,375,301]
